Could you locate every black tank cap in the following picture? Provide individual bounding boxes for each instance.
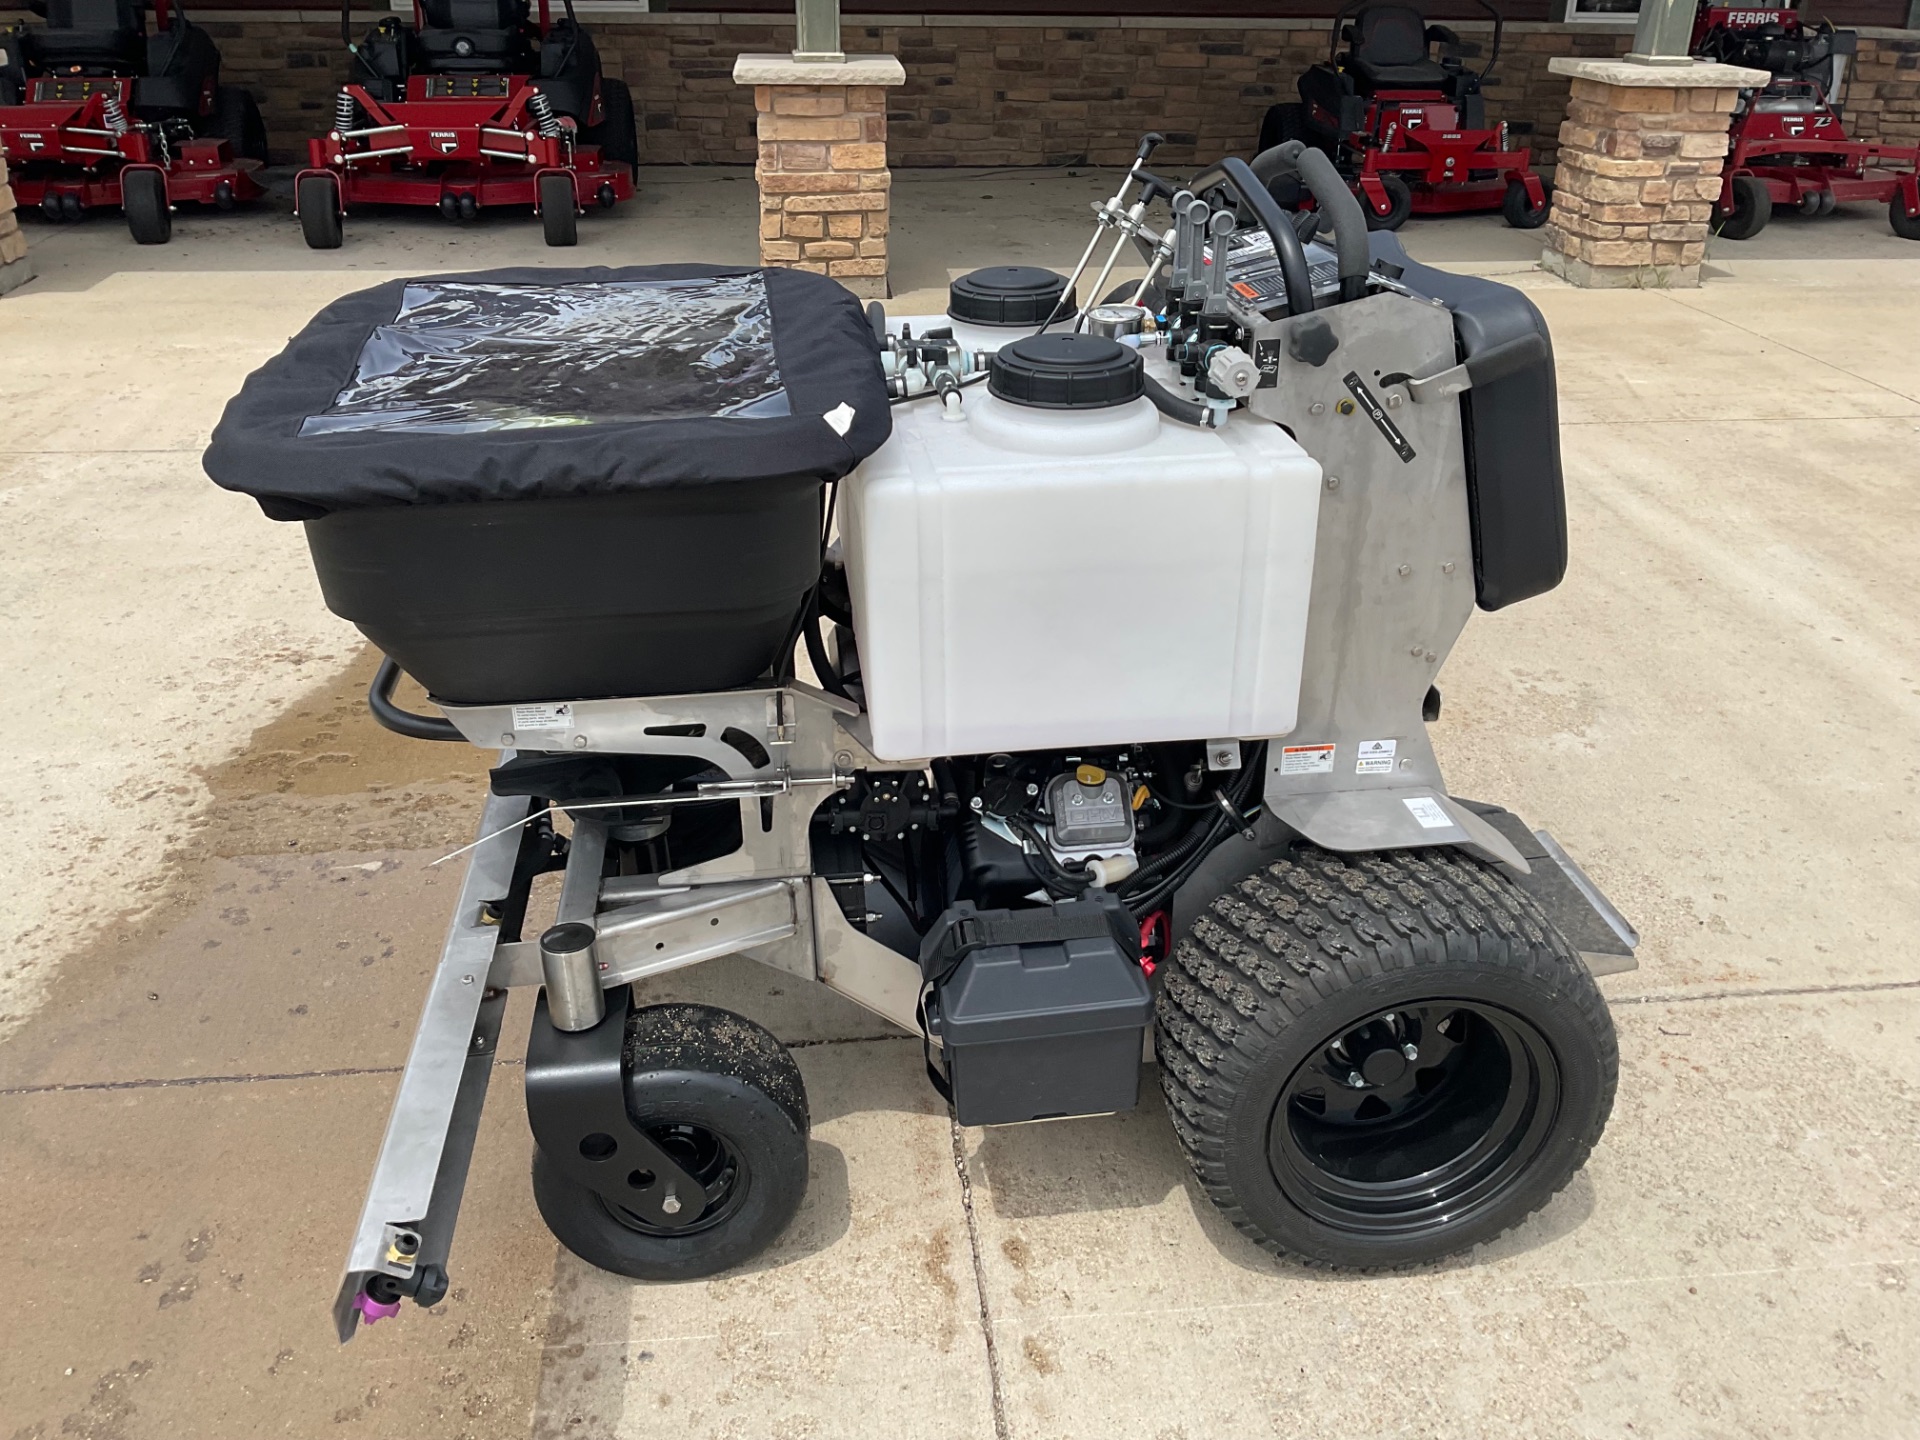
[988,333,1145,411]
[948,266,1076,328]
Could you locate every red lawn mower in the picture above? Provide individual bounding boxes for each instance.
[296,0,637,249]
[0,0,265,244]
[1258,0,1549,231]
[1694,2,1920,241]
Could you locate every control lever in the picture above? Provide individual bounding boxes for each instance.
[1201,210,1236,315]
[1051,132,1164,333]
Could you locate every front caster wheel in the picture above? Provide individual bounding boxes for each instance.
[1502,178,1551,230]
[532,1003,809,1281]
[297,173,343,249]
[122,168,171,245]
[540,171,578,247]
[1157,844,1617,1270]
[1891,192,1920,241]
[1363,174,1412,232]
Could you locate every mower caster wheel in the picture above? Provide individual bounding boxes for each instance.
[1156,844,1618,1270]
[540,173,578,246]
[122,169,171,245]
[1364,175,1412,232]
[63,193,83,221]
[1799,190,1824,216]
[42,194,64,221]
[438,194,459,220]
[597,182,617,210]
[1890,193,1920,241]
[1502,179,1550,230]
[297,173,343,249]
[532,1003,809,1281]
[458,193,478,221]
[1713,175,1772,241]
[213,181,235,212]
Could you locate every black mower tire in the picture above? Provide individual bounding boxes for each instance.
[121,168,171,245]
[540,171,579,247]
[213,85,269,164]
[586,77,639,180]
[1713,174,1772,241]
[1364,174,1413,232]
[1502,178,1551,230]
[297,173,343,249]
[1258,102,1307,156]
[1891,192,1920,241]
[532,1003,810,1282]
[1156,844,1618,1271]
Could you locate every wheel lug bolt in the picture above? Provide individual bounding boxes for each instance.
[1402,1043,1419,1061]
[1346,1070,1366,1088]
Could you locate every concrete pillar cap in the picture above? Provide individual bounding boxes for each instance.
[733,53,906,86]
[1548,57,1771,88]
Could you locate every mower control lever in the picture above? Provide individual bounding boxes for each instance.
[1390,329,1549,404]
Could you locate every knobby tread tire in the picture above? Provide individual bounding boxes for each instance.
[1155,844,1618,1270]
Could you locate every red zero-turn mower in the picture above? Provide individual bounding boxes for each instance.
[0,0,266,243]
[1259,0,1549,231]
[296,0,637,249]
[1693,3,1920,241]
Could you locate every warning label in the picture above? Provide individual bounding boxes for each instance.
[1280,743,1336,776]
[1404,796,1453,830]
[510,702,574,733]
[1355,738,1398,775]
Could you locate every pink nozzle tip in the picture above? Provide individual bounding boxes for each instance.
[354,1292,403,1326]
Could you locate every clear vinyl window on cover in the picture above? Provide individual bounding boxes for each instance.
[298,274,791,436]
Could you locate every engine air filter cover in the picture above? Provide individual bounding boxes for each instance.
[947,266,1075,328]
[988,333,1145,411]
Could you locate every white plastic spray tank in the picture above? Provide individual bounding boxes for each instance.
[841,332,1325,761]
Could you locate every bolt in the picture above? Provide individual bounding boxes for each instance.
[1387,394,1403,409]
[572,735,589,749]
[1325,475,1340,491]
[1026,782,1039,796]
[1400,758,1411,770]
[1410,646,1424,657]
[501,732,515,746]
[1402,1042,1419,1061]
[461,974,474,985]
[1425,650,1437,662]
[969,795,984,812]
[1309,401,1326,415]
[1398,564,1412,577]
[1442,561,1455,574]
[835,750,855,768]
[661,1189,683,1216]
[1346,1070,1366,1089]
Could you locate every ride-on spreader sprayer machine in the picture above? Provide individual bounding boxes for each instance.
[0,0,266,243]
[295,0,637,249]
[1692,2,1920,241]
[205,134,1637,1339]
[1258,0,1550,231]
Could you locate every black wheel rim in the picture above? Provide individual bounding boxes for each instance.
[602,1122,749,1239]
[1268,1001,1560,1238]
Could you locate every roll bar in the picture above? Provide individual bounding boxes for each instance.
[1182,155,1319,316]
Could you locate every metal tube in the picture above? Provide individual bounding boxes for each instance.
[539,922,605,1032]
[1076,199,1147,328]
[794,0,844,62]
[1627,0,1697,65]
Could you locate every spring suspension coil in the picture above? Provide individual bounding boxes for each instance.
[101,94,129,135]
[527,89,564,140]
[333,89,358,135]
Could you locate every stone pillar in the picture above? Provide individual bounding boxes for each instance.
[0,153,33,297]
[732,53,906,300]
[1541,58,1769,289]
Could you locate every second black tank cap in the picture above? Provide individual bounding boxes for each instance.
[948,266,1076,328]
[989,333,1145,411]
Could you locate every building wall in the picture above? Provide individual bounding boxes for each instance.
[3,10,1915,170]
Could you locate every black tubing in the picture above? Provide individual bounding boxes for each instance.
[1143,373,1217,428]
[1183,156,1317,315]
[368,655,465,742]
[1251,140,1371,301]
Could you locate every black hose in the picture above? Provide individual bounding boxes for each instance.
[1250,140,1371,301]
[802,608,853,701]
[1143,373,1217,429]
[368,656,464,743]
[1182,155,1317,316]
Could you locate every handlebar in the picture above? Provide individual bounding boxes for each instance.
[1181,155,1319,316]
[1249,140,1371,302]
[368,656,465,742]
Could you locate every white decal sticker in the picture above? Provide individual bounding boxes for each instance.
[1356,738,1398,775]
[823,402,856,437]
[1404,796,1453,830]
[510,702,574,733]
[1280,743,1336,775]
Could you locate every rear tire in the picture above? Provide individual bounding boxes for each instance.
[121,168,171,245]
[584,76,638,181]
[1890,191,1920,241]
[1364,174,1412,232]
[532,1004,810,1281]
[1257,102,1307,156]
[540,171,579,247]
[1502,178,1551,230]
[212,85,269,164]
[1713,174,1772,241]
[297,173,343,250]
[1156,844,1617,1270]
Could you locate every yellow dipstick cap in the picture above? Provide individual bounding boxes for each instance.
[1132,785,1150,812]
[1076,764,1106,787]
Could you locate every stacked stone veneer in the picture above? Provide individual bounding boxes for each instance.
[1542,61,1766,288]
[0,150,30,296]
[0,10,1911,171]
[745,69,898,299]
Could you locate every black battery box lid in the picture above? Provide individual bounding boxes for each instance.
[923,899,1151,1045]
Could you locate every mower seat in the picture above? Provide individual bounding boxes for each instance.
[534,16,599,121]
[19,0,146,75]
[132,10,216,117]
[1345,4,1451,90]
[414,0,531,75]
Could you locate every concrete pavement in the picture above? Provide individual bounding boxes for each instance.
[1,169,1917,1439]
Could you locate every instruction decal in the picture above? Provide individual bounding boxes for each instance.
[510,702,574,733]
[1280,743,1336,775]
[1355,738,1398,775]
[1342,371,1417,464]
[1403,796,1454,830]
[1254,339,1283,389]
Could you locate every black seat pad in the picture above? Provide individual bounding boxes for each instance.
[20,0,146,74]
[1347,5,1451,90]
